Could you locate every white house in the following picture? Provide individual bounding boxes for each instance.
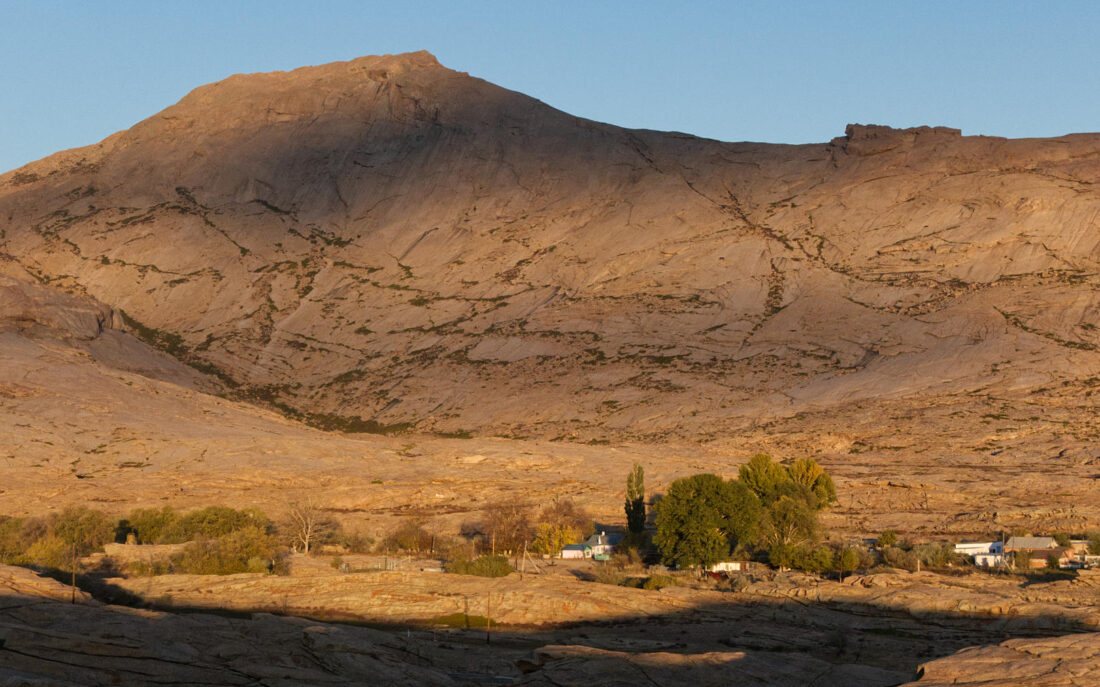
[583,532,623,557]
[954,541,1002,556]
[707,561,747,573]
[561,544,589,559]
[973,553,1005,568]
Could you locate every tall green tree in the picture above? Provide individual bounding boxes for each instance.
[654,474,761,569]
[738,454,789,503]
[625,464,646,535]
[787,457,837,508]
[757,495,819,554]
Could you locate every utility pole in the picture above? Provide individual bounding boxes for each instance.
[70,542,77,604]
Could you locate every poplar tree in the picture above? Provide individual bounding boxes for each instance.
[625,464,646,534]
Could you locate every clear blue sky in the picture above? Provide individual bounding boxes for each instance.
[2,1,1098,172]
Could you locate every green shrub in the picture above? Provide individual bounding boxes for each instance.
[445,555,512,578]
[795,545,835,572]
[834,548,860,577]
[642,573,675,590]
[1012,550,1032,571]
[168,506,271,542]
[171,526,279,575]
[1,508,114,569]
[122,506,271,545]
[592,566,624,586]
[53,507,115,556]
[1086,530,1100,555]
[882,546,919,571]
[382,520,433,553]
[332,530,375,554]
[120,506,179,544]
[915,543,961,569]
[0,516,36,562]
[24,536,71,569]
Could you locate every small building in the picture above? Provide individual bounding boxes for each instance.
[973,553,1005,568]
[1024,547,1075,569]
[1069,540,1091,556]
[560,531,624,559]
[1005,536,1056,552]
[561,544,590,560]
[955,541,1001,556]
[582,531,624,557]
[707,561,747,573]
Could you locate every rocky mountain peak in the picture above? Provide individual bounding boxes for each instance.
[0,54,1098,446]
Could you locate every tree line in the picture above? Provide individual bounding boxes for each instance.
[649,454,838,570]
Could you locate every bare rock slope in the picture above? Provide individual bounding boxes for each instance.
[2,50,1097,446]
[0,565,455,686]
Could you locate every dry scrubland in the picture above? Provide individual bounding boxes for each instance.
[2,51,1100,684]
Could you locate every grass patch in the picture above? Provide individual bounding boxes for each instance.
[444,555,512,578]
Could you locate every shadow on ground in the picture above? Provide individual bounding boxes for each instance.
[6,566,1091,686]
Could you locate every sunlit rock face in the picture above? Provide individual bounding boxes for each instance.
[1,53,1098,507]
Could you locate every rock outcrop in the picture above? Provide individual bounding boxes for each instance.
[515,644,908,687]
[0,565,455,686]
[2,51,1100,538]
[1,51,1096,446]
[905,633,1100,686]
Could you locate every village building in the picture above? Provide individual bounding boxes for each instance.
[583,531,623,557]
[954,541,1001,557]
[972,553,1005,568]
[559,531,624,560]
[1021,547,1075,569]
[1004,536,1056,552]
[560,544,589,559]
[707,561,748,573]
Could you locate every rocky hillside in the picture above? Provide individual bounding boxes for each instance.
[1,50,1098,444]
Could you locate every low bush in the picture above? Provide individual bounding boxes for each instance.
[642,573,676,590]
[171,525,280,575]
[882,546,919,571]
[592,566,624,586]
[121,506,272,545]
[381,520,434,553]
[330,530,375,554]
[445,555,512,578]
[914,542,962,569]
[0,508,115,569]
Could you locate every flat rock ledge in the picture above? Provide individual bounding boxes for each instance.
[904,632,1100,686]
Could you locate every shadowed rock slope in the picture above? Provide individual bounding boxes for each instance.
[1,51,1098,447]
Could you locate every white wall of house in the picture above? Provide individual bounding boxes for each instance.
[973,553,1004,567]
[707,561,745,573]
[955,541,1001,556]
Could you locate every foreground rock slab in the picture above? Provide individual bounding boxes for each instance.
[905,632,1100,686]
[515,645,908,686]
[0,565,455,686]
